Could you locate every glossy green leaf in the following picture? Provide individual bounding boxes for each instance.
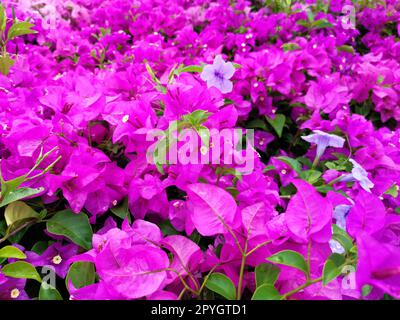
[332,225,354,252]
[7,21,37,40]
[267,250,308,275]
[205,273,236,300]
[46,210,93,250]
[0,245,26,259]
[2,261,41,282]
[322,253,346,285]
[0,187,44,207]
[255,263,280,287]
[66,262,96,290]
[39,283,63,300]
[251,284,282,300]
[266,114,285,137]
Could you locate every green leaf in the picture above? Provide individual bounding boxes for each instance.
[311,19,334,29]
[31,241,49,255]
[384,184,398,198]
[296,19,310,28]
[39,283,63,300]
[232,62,242,69]
[255,263,280,287]
[205,273,236,300]
[246,119,268,130]
[276,156,302,174]
[179,65,203,73]
[0,5,7,32]
[46,210,93,250]
[362,284,373,297]
[266,114,285,137]
[322,253,346,285]
[66,262,96,290]
[2,261,41,282]
[267,250,308,275]
[332,225,354,252]
[110,198,131,221]
[336,45,355,55]
[0,187,44,207]
[251,284,282,300]
[4,201,39,226]
[7,21,37,40]
[182,109,211,126]
[300,170,322,184]
[0,55,15,76]
[282,43,301,52]
[0,245,26,259]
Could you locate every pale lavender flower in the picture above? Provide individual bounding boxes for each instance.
[301,130,345,160]
[339,159,374,193]
[200,55,235,94]
[333,204,352,230]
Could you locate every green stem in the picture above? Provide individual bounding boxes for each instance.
[237,242,248,300]
[281,277,323,300]
[245,240,273,257]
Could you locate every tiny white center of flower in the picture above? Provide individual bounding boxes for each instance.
[10,288,20,299]
[52,255,62,265]
[122,115,130,123]
[281,169,287,175]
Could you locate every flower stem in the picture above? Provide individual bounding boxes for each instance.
[237,242,248,300]
[281,277,323,300]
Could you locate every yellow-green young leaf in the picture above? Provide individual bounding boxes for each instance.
[7,21,37,40]
[4,201,39,226]
[2,261,41,282]
[39,283,62,300]
[205,273,236,300]
[267,250,308,275]
[251,284,282,300]
[0,55,15,76]
[0,245,26,259]
[0,186,44,207]
[46,210,93,250]
[385,184,399,198]
[0,4,6,31]
[282,43,301,52]
[266,114,286,137]
[66,262,96,290]
[255,263,280,287]
[322,253,346,285]
[179,65,203,73]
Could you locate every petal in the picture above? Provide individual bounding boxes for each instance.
[200,65,215,81]
[221,62,235,79]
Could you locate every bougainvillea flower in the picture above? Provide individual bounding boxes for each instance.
[200,55,235,93]
[26,243,78,278]
[285,180,333,243]
[357,233,400,299]
[0,272,28,300]
[346,191,386,238]
[186,183,238,236]
[95,244,170,299]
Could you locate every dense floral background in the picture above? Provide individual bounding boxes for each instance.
[0,0,399,300]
